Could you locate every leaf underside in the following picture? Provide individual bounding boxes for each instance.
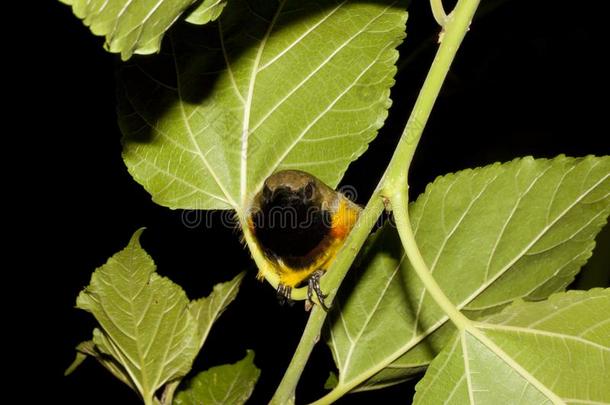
[326,155,610,393]
[189,272,245,352]
[59,0,230,60]
[174,350,260,405]
[414,289,610,404]
[73,229,244,402]
[76,229,198,401]
[185,0,228,24]
[120,0,407,212]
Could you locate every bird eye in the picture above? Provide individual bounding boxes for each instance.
[303,182,315,200]
[262,185,272,201]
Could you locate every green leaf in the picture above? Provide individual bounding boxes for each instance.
[65,341,90,376]
[190,272,245,351]
[185,0,228,24]
[76,229,198,403]
[326,156,610,394]
[575,223,610,289]
[66,338,139,391]
[71,230,245,403]
[120,0,407,212]
[414,289,610,404]
[59,0,202,60]
[324,371,339,390]
[174,350,260,405]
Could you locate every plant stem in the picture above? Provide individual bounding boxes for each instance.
[383,0,482,332]
[391,189,470,329]
[273,0,481,403]
[398,0,513,75]
[430,0,448,26]
[382,0,480,192]
[270,306,325,405]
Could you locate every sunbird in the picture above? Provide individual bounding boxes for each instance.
[248,170,361,310]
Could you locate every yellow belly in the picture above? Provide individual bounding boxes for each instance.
[272,197,360,288]
[275,239,341,287]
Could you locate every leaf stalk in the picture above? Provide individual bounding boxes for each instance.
[430,0,449,26]
[391,189,471,330]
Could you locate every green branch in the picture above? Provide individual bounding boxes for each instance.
[391,189,471,330]
[384,0,482,331]
[272,0,482,403]
[430,0,448,26]
[382,0,481,192]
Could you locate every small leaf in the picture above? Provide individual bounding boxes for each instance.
[64,342,90,376]
[414,289,610,404]
[76,229,198,403]
[71,230,245,402]
[327,156,610,393]
[65,339,137,391]
[121,0,407,212]
[324,371,338,390]
[59,0,201,60]
[190,272,245,351]
[174,350,260,405]
[185,0,228,24]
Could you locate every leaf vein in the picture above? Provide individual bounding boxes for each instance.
[257,0,348,72]
[483,164,551,281]
[240,0,286,206]
[413,173,499,334]
[255,35,395,194]
[341,253,404,375]
[249,2,395,138]
[129,149,229,205]
[172,35,238,208]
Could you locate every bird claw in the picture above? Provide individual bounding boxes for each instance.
[306,270,330,312]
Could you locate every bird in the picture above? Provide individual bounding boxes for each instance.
[247,170,361,310]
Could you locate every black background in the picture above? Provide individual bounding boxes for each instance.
[26,0,609,403]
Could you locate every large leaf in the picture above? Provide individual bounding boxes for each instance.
[414,289,610,404]
[76,229,198,402]
[120,0,407,212]
[59,0,207,60]
[174,350,260,405]
[326,156,610,395]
